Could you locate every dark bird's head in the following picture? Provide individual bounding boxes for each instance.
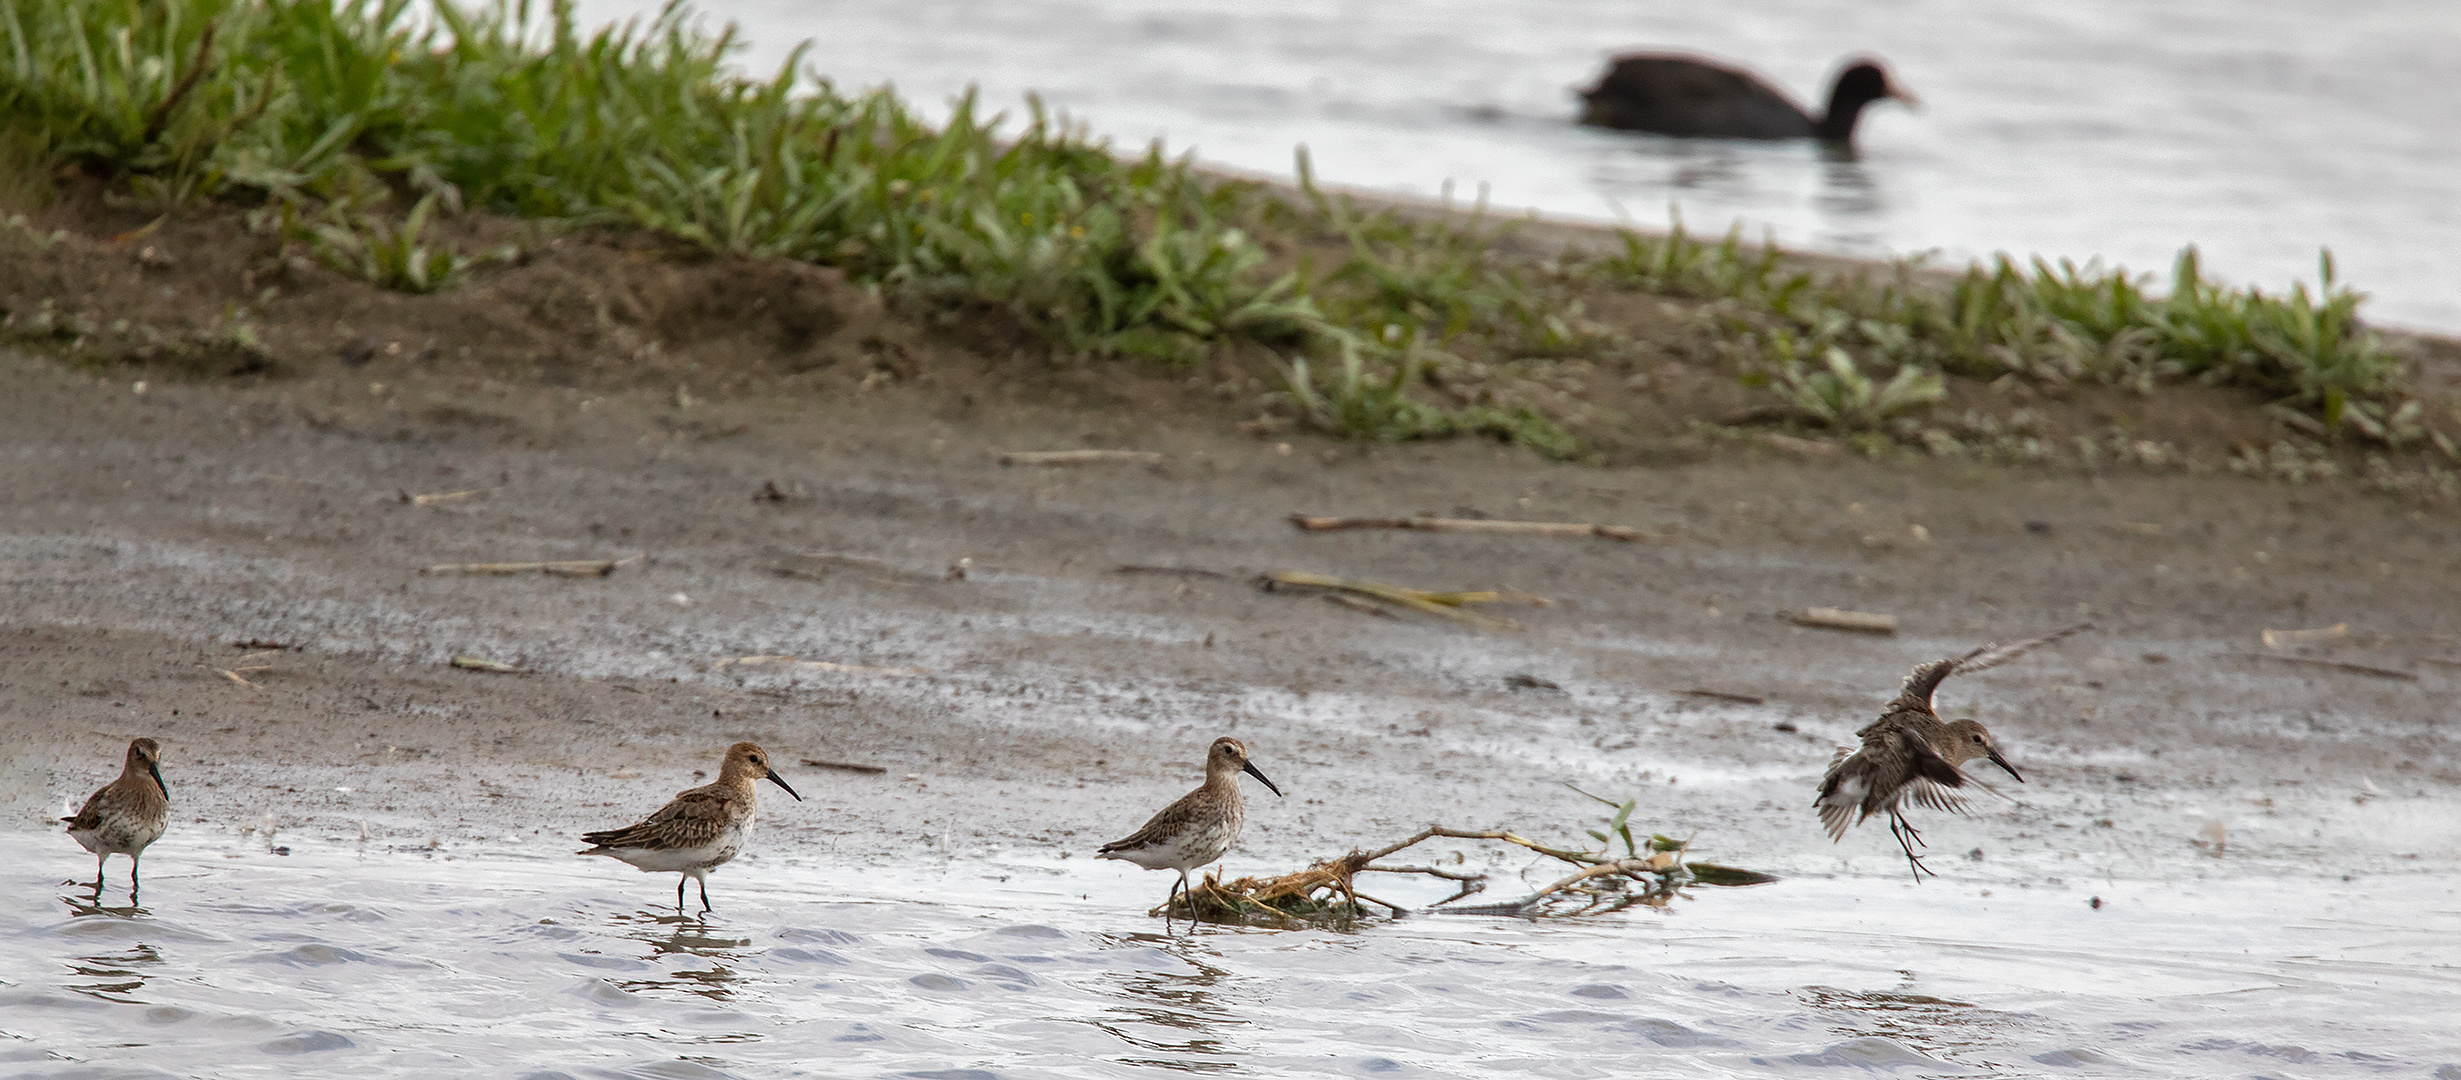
[1820,58,1918,143]
[1207,736,1283,797]
[722,742,803,801]
[1941,719,2023,782]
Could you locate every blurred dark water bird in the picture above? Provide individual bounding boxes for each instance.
[1578,53,1917,145]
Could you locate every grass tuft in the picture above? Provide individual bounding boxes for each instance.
[0,0,2429,463]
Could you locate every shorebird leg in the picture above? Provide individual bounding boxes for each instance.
[91,854,107,894]
[676,876,689,914]
[1887,814,1937,882]
[129,855,142,899]
[697,877,713,914]
[1164,871,1187,934]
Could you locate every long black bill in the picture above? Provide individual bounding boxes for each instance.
[148,763,168,798]
[1986,750,2025,783]
[765,770,804,801]
[1242,760,1285,798]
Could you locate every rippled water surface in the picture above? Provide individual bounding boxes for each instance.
[9,833,2460,1078]
[567,0,2460,333]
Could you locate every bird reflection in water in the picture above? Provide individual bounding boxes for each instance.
[62,941,165,1005]
[608,909,754,1002]
[1797,976,2011,1058]
[1089,934,1243,1072]
[59,890,148,920]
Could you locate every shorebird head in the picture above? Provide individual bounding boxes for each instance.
[127,738,165,794]
[721,742,803,801]
[1208,737,1284,797]
[1942,719,2023,783]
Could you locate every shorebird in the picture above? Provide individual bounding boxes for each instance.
[1099,737,1284,930]
[1816,625,2088,880]
[579,743,801,914]
[63,737,170,897]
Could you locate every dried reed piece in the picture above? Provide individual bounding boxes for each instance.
[421,555,638,578]
[1289,513,1653,542]
[1793,607,1898,634]
[998,449,1163,467]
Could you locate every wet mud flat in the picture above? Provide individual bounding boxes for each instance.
[4,345,2460,1075]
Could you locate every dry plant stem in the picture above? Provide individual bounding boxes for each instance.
[403,488,487,506]
[421,556,637,577]
[800,759,888,775]
[1325,594,1398,619]
[1111,565,1231,579]
[1793,607,1898,634]
[142,18,218,145]
[998,450,1163,466]
[1258,571,1525,630]
[2243,653,2417,680]
[1289,514,1652,542]
[1683,688,1766,705]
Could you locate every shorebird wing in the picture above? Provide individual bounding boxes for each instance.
[1894,623,2092,711]
[1099,787,1204,854]
[1898,776,1975,816]
[581,785,738,851]
[60,786,109,831]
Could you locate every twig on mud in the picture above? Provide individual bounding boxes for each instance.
[450,655,523,673]
[1683,687,1767,705]
[800,758,889,775]
[1288,513,1657,542]
[2420,656,2461,670]
[998,449,1163,467]
[1324,593,1398,619]
[399,488,489,506]
[2261,624,2349,649]
[2238,652,2417,681]
[230,638,294,650]
[421,555,639,578]
[212,668,255,687]
[1792,607,1898,634]
[1257,570,1542,630]
[1111,565,1232,579]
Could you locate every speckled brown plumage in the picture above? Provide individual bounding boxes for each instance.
[1099,737,1284,929]
[579,742,801,913]
[1816,625,2088,879]
[63,737,170,896]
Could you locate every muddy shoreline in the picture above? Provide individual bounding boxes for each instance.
[6,340,2456,888]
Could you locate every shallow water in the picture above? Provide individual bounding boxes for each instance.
[9,832,2460,1078]
[567,0,2461,333]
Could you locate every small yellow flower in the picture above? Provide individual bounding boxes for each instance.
[1020,211,1034,227]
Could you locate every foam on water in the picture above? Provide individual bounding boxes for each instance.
[7,832,2460,1077]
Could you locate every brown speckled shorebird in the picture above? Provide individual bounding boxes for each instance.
[1099,737,1284,930]
[63,738,170,898]
[579,743,801,913]
[1816,625,2089,880]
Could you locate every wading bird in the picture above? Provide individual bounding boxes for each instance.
[1816,626,2088,878]
[1099,737,1284,930]
[580,742,801,914]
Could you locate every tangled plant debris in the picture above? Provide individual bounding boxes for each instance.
[1163,787,1777,928]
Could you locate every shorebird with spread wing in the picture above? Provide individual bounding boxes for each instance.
[1816,625,2089,880]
